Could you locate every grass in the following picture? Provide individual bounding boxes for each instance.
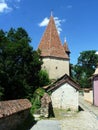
[53,108,78,120]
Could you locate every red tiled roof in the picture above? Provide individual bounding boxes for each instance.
[0,99,32,118]
[44,74,80,92]
[38,16,69,59]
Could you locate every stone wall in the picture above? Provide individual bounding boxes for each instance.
[0,99,32,130]
[40,93,54,117]
[42,57,69,79]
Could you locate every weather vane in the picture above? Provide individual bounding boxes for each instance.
[51,9,53,16]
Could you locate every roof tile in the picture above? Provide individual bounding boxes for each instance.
[38,16,69,59]
[0,99,31,118]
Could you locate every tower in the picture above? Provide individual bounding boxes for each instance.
[38,14,70,79]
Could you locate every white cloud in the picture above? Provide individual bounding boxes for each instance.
[0,1,12,13]
[95,51,98,55]
[39,16,65,35]
[0,3,7,12]
[54,17,65,34]
[39,17,49,27]
[0,0,21,13]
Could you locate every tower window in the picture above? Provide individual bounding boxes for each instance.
[56,66,58,69]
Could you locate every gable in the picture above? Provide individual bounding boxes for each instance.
[52,82,77,94]
[46,74,80,92]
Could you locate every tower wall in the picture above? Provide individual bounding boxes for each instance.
[42,57,69,79]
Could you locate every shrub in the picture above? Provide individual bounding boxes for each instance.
[39,70,51,87]
[30,87,45,114]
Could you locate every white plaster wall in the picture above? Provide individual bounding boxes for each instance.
[51,83,79,110]
[42,57,69,79]
[84,90,93,104]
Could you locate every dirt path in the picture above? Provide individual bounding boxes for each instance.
[30,96,98,130]
[60,95,98,130]
[79,95,98,119]
[60,111,98,130]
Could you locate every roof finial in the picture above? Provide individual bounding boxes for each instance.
[64,36,67,43]
[51,10,53,16]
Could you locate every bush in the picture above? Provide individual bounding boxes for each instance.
[30,87,45,114]
[39,70,51,87]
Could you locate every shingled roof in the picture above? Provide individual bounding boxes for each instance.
[0,99,31,118]
[38,15,69,59]
[44,74,80,92]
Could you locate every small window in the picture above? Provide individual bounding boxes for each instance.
[56,66,58,69]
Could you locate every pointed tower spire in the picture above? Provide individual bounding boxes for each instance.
[38,14,69,59]
[63,41,70,57]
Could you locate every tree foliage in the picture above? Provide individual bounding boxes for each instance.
[71,50,98,88]
[0,28,43,100]
[31,87,45,114]
[38,70,50,87]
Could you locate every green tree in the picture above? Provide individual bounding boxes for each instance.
[0,28,42,100]
[71,50,98,88]
[39,70,50,87]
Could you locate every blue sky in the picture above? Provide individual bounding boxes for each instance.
[0,0,98,64]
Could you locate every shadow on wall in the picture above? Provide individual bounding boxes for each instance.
[0,99,33,130]
[14,113,36,130]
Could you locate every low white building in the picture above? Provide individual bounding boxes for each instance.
[46,74,80,111]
